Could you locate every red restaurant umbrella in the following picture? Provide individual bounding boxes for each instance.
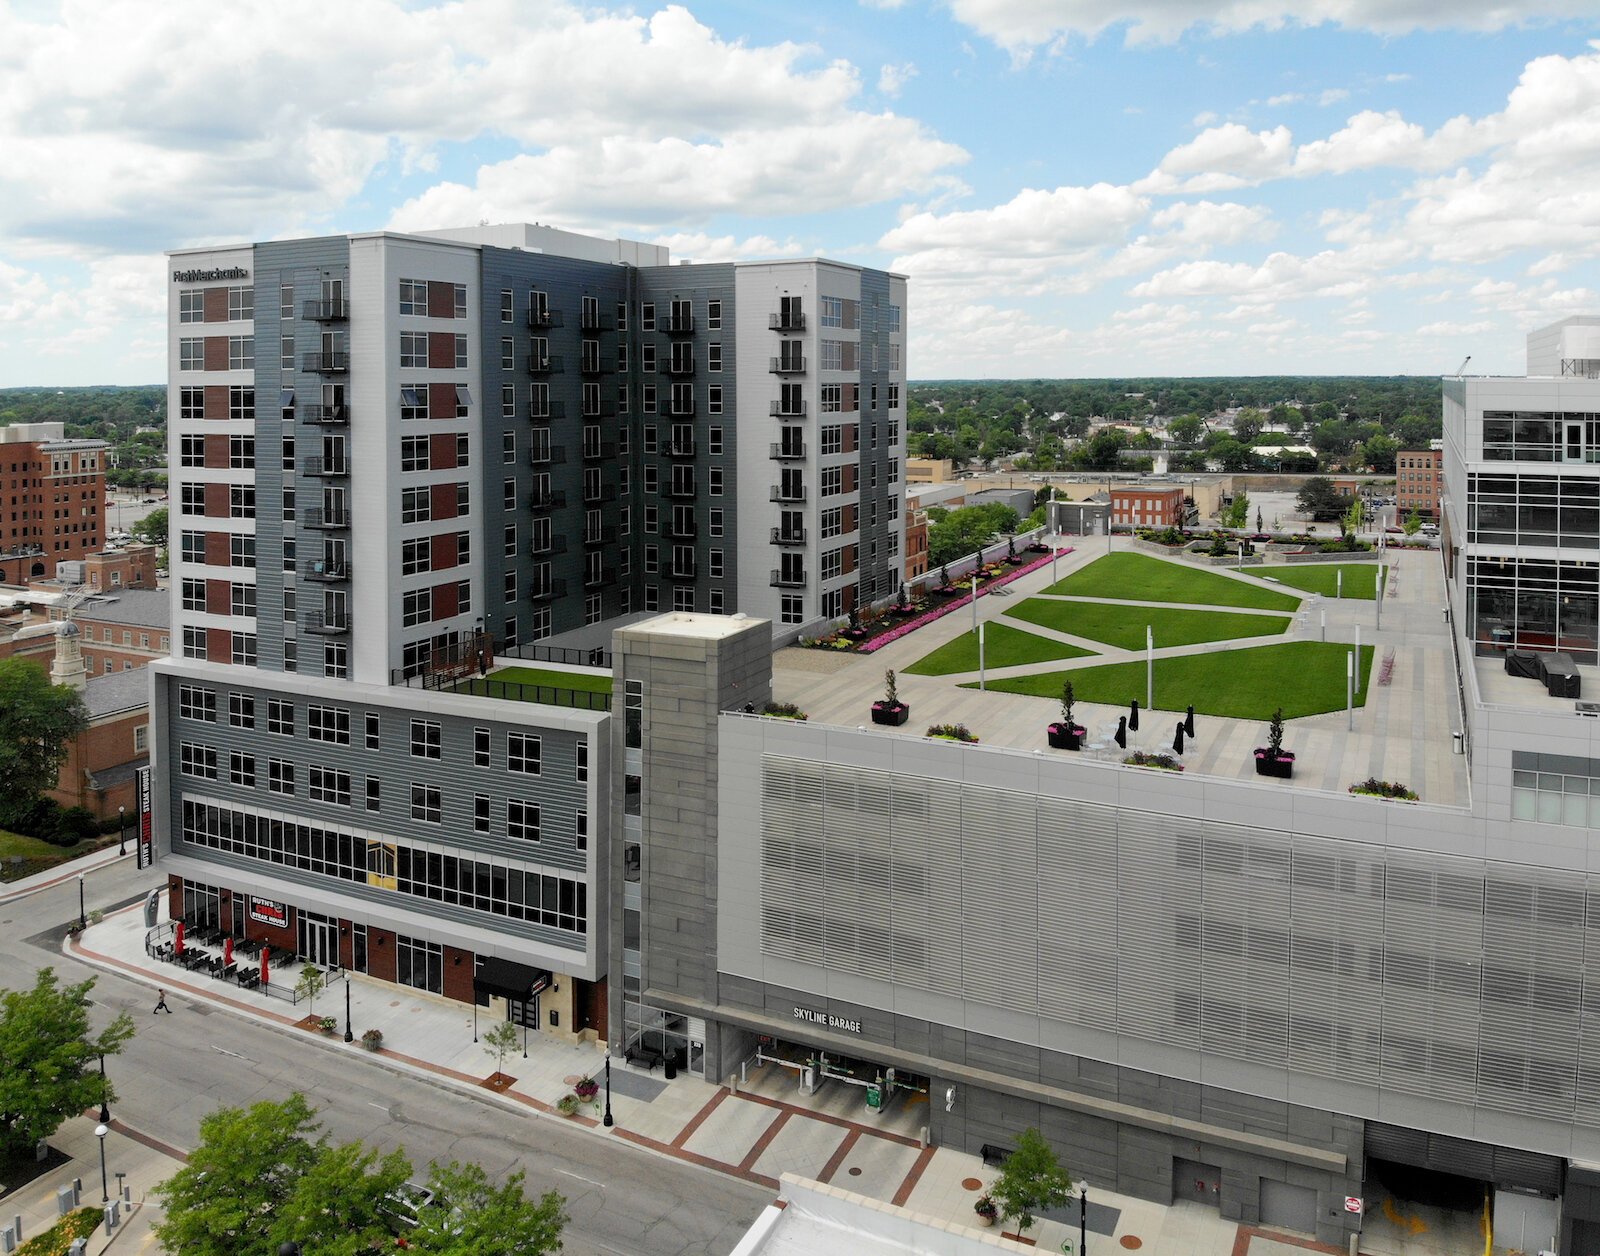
[261,945,270,986]
[224,937,233,966]
[174,922,185,956]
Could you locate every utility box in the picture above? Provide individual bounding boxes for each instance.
[866,1083,882,1110]
[57,1186,75,1217]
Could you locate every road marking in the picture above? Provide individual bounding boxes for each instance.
[556,1169,606,1189]
[370,1102,389,1110]
[209,1046,253,1062]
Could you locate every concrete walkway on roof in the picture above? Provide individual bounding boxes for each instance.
[775,538,1469,809]
[58,901,1330,1256]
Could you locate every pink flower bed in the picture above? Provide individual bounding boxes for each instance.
[857,548,1072,654]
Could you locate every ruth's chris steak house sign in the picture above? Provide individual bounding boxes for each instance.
[794,1007,862,1034]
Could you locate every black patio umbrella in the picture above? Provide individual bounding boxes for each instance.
[1173,722,1186,754]
[1114,716,1127,748]
[1129,699,1140,732]
[1184,705,1196,737]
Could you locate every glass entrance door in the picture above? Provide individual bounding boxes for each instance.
[1567,421,1586,463]
[297,911,338,967]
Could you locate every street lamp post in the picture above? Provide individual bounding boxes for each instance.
[94,1124,108,1204]
[98,1054,110,1125]
[78,873,86,931]
[603,1048,614,1128]
[1080,1186,1088,1255]
[117,806,127,857]
[343,978,353,1043]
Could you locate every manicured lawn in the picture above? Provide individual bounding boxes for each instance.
[0,828,110,884]
[1042,552,1300,611]
[1005,597,1292,651]
[0,828,71,861]
[904,621,1096,676]
[1262,563,1388,601]
[968,641,1377,720]
[454,666,612,707]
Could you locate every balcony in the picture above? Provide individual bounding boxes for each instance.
[300,456,349,478]
[770,485,806,504]
[579,354,607,377]
[660,400,696,419]
[301,559,352,582]
[664,560,698,582]
[581,402,618,421]
[304,508,351,530]
[770,568,806,588]
[664,481,698,501]
[665,439,697,459]
[664,358,696,377]
[528,445,568,467]
[528,536,569,557]
[580,311,612,333]
[528,400,566,422]
[304,611,350,635]
[527,308,563,329]
[302,299,348,321]
[769,527,807,546]
[584,483,619,505]
[301,404,349,426]
[770,442,807,460]
[661,312,696,335]
[770,399,807,418]
[303,351,350,374]
[581,441,617,462]
[584,567,618,590]
[663,518,697,540]
[769,311,805,332]
[769,355,805,375]
[529,488,568,512]
[526,355,564,376]
[583,525,617,548]
[528,578,569,602]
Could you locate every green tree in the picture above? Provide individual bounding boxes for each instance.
[0,659,89,828]
[131,505,167,548]
[483,1019,521,1076]
[275,1141,412,1256]
[1207,438,1257,473]
[295,964,325,1019]
[155,1094,326,1256]
[1403,508,1423,537]
[1359,433,1400,474]
[0,969,134,1159]
[990,1128,1075,1237]
[1296,476,1346,521]
[1223,488,1250,529]
[1232,408,1264,442]
[1167,414,1205,445]
[407,1160,568,1255]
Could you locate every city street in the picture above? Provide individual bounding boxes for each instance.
[0,860,767,1256]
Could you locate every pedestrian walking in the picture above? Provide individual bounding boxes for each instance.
[153,989,171,1014]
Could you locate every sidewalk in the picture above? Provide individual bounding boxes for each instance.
[0,843,136,907]
[61,904,1317,1255]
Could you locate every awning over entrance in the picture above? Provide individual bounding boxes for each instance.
[473,957,551,1004]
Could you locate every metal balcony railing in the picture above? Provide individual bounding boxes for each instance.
[770,485,806,503]
[528,445,568,466]
[304,508,351,530]
[304,611,350,635]
[661,313,696,334]
[528,578,569,601]
[770,568,806,588]
[526,355,564,376]
[301,404,348,426]
[303,352,350,373]
[301,560,352,583]
[527,308,562,329]
[769,527,807,546]
[769,355,805,374]
[300,456,349,478]
[302,299,348,321]
[769,311,806,332]
[665,440,697,459]
[528,536,569,557]
[770,399,807,417]
[770,442,806,460]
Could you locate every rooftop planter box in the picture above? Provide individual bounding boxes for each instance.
[872,701,910,726]
[1254,750,1294,779]
[762,701,808,721]
[1048,722,1087,750]
[1124,750,1182,772]
[926,723,979,743]
[1348,777,1418,801]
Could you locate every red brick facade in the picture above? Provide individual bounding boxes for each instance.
[1396,448,1442,519]
[0,432,106,579]
[1111,486,1186,527]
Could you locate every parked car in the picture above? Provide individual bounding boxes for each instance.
[381,1183,463,1236]
[140,497,157,504]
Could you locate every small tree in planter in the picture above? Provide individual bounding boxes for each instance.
[937,563,956,594]
[1047,680,1086,750]
[1254,706,1294,778]
[360,1028,384,1052]
[871,669,910,726]
[990,1128,1074,1241]
[1006,535,1022,565]
[973,1194,998,1227]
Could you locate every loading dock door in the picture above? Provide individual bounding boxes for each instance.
[1174,1157,1222,1208]
[1261,1180,1317,1236]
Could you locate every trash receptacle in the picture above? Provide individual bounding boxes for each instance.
[866,1083,882,1110]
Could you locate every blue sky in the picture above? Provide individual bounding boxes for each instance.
[0,1,1596,384]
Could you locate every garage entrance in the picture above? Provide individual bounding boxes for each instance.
[740,1037,928,1136]
[1362,1123,1564,1256]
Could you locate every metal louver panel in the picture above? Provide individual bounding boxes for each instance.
[960,785,1038,1014]
[1288,837,1383,1085]
[1037,796,1118,1031]
[1115,809,1200,1050]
